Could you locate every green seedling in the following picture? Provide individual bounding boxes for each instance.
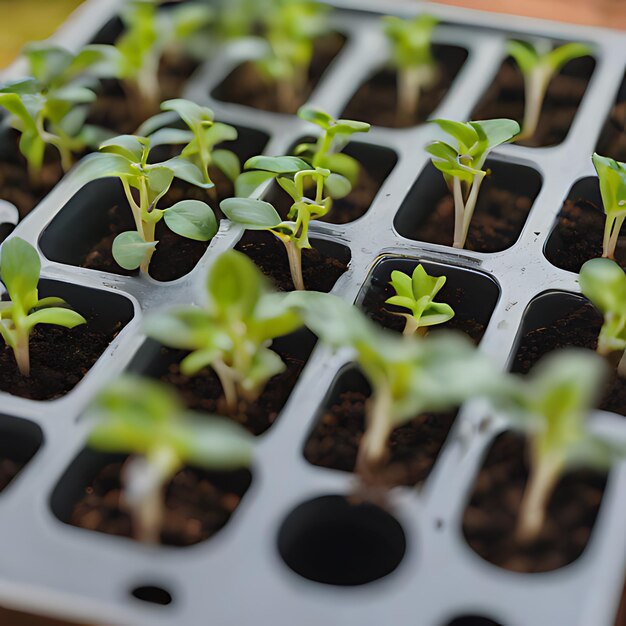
[287,291,500,479]
[86,375,253,543]
[255,0,331,112]
[382,14,439,123]
[224,163,334,290]
[74,134,217,273]
[502,349,622,543]
[0,43,110,184]
[507,39,591,141]
[144,250,303,414]
[427,118,520,249]
[138,98,240,201]
[591,153,626,260]
[580,257,626,376]
[82,0,211,121]
[386,264,454,336]
[0,237,86,376]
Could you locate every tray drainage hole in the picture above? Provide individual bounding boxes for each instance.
[277,495,406,586]
[131,585,173,606]
[445,617,503,626]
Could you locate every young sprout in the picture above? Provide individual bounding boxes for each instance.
[288,291,499,479]
[0,43,109,184]
[427,118,520,249]
[591,153,626,260]
[74,134,217,273]
[255,0,330,112]
[0,237,86,376]
[507,39,591,141]
[86,375,253,543]
[503,349,621,544]
[382,14,439,124]
[386,264,454,336]
[144,250,303,414]
[137,98,240,201]
[223,163,335,290]
[83,0,211,121]
[580,257,626,376]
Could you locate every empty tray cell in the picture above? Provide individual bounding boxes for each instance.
[596,71,626,162]
[0,415,42,493]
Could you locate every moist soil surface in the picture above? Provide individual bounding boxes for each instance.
[473,56,594,147]
[463,432,606,572]
[597,101,626,163]
[305,387,456,487]
[360,279,486,343]
[546,197,626,273]
[213,34,345,114]
[70,460,251,547]
[412,180,533,253]
[88,53,200,135]
[270,165,382,224]
[341,46,467,128]
[0,323,122,401]
[513,300,626,416]
[235,231,348,292]
[154,343,308,436]
[81,169,232,282]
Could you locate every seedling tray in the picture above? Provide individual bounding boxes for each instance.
[1,1,626,624]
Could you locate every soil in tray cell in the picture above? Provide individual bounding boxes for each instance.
[473,54,595,148]
[213,34,345,113]
[342,45,467,128]
[596,73,626,163]
[463,432,606,572]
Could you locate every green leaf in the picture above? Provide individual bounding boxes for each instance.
[165,156,214,189]
[204,122,238,147]
[318,152,360,185]
[72,152,136,188]
[297,106,333,129]
[324,172,351,199]
[22,42,74,85]
[112,231,157,270]
[0,93,36,133]
[235,170,277,198]
[147,127,194,147]
[220,197,282,229]
[432,119,478,150]
[592,153,626,218]
[0,237,40,308]
[244,155,311,174]
[99,134,146,161]
[212,149,240,182]
[470,119,520,149]
[580,258,626,314]
[506,40,539,75]
[25,307,86,331]
[161,98,213,129]
[163,200,218,241]
[545,42,592,73]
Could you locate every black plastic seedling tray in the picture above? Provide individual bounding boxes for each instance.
[0,0,626,624]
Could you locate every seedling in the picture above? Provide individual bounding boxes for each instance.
[0,237,86,376]
[591,153,626,260]
[86,375,253,543]
[223,164,334,290]
[580,257,626,376]
[0,43,109,184]
[502,349,621,543]
[288,291,500,478]
[138,98,241,201]
[382,14,439,123]
[427,118,520,249]
[254,0,331,112]
[507,39,591,141]
[144,250,303,413]
[74,133,217,273]
[386,264,454,336]
[82,0,211,120]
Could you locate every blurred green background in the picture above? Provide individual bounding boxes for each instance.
[0,0,84,68]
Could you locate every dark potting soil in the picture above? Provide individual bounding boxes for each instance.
[235,231,348,292]
[413,181,533,253]
[0,458,22,492]
[512,301,626,416]
[80,170,232,282]
[70,460,251,547]
[473,56,594,147]
[597,101,626,163]
[360,281,486,343]
[341,46,467,128]
[213,34,345,113]
[0,323,122,401]
[546,198,626,273]
[88,53,200,135]
[155,347,307,436]
[305,388,456,487]
[463,432,606,572]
